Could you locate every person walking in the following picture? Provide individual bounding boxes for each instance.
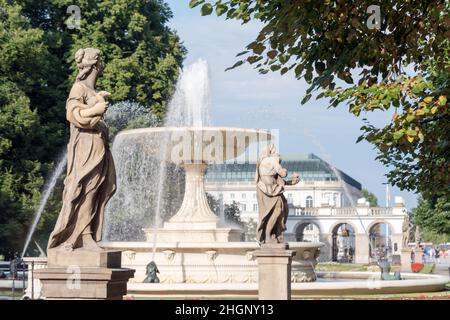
[429,247,435,263]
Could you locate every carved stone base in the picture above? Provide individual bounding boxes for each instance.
[252,243,296,300]
[36,249,135,300]
[47,248,121,268]
[35,267,135,300]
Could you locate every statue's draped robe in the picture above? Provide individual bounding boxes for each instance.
[48,82,116,249]
[255,156,289,243]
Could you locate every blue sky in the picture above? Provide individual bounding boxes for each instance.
[165,1,418,209]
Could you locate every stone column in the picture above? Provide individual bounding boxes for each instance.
[253,243,296,300]
[23,257,48,299]
[401,249,413,272]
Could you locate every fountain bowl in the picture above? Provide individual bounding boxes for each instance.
[115,126,273,164]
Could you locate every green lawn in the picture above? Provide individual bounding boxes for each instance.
[315,262,370,272]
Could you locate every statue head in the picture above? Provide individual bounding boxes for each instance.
[74,48,103,81]
[146,261,159,275]
[260,144,278,160]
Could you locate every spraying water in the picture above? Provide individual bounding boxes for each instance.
[21,150,67,258]
[104,59,212,251]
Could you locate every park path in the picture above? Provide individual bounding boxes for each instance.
[434,257,450,276]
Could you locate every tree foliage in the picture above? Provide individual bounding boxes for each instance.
[362,188,378,207]
[190,0,449,199]
[206,193,243,228]
[0,0,185,257]
[413,195,450,236]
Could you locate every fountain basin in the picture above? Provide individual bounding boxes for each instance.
[100,241,323,284]
[115,126,272,164]
[125,273,450,299]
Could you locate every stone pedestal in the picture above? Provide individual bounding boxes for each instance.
[35,249,135,300]
[252,243,296,300]
[401,249,413,272]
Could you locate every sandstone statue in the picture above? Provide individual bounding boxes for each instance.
[255,144,300,244]
[48,48,116,252]
[415,225,422,249]
[402,214,412,249]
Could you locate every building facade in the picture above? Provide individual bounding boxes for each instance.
[205,153,363,222]
[205,153,408,264]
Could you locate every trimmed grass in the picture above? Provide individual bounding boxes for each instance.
[295,290,450,300]
[315,262,369,272]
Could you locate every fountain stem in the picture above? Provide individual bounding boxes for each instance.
[169,162,218,223]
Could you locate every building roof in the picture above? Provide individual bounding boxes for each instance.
[205,153,362,190]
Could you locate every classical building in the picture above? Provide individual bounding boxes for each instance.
[205,153,363,222]
[205,153,408,264]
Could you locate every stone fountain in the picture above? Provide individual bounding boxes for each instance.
[101,59,322,286]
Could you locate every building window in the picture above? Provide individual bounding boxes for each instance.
[242,193,246,199]
[306,196,313,208]
[333,193,338,206]
[323,192,331,205]
[241,204,246,212]
[253,204,258,212]
[253,193,256,199]
[230,193,235,199]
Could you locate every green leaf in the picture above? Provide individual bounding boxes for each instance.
[216,4,228,16]
[201,3,213,16]
[393,130,404,140]
[236,50,250,57]
[438,95,447,106]
[225,60,244,71]
[423,96,433,103]
[270,64,281,72]
[189,0,205,8]
[301,93,312,105]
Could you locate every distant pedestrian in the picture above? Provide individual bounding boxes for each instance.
[436,249,441,264]
[429,247,435,262]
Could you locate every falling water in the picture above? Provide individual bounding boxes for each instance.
[104,59,212,250]
[21,151,67,258]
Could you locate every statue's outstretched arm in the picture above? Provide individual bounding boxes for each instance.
[284,173,300,185]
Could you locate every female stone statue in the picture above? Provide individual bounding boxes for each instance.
[402,215,412,249]
[48,48,116,252]
[255,144,300,244]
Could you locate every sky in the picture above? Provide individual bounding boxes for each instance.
[165,1,418,209]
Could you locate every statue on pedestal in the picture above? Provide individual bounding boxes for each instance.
[255,144,300,244]
[402,214,412,249]
[48,48,116,252]
[415,225,422,249]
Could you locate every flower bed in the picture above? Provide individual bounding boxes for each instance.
[411,262,435,273]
